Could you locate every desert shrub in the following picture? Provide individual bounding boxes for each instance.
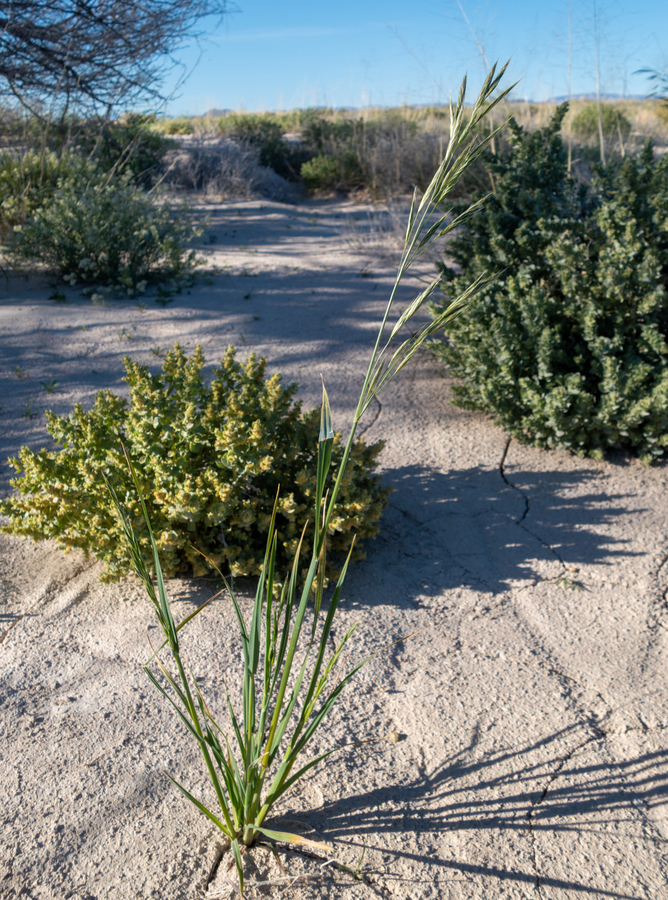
[152,116,196,135]
[297,111,484,198]
[429,104,668,464]
[77,113,172,186]
[571,103,631,140]
[299,112,356,154]
[0,149,92,236]
[300,154,338,192]
[300,152,363,193]
[10,168,201,293]
[220,113,309,180]
[1,345,390,583]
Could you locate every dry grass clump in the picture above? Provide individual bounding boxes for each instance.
[163,137,299,202]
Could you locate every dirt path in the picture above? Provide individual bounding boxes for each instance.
[1,198,667,900]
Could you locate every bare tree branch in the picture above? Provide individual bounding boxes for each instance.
[1,1,230,115]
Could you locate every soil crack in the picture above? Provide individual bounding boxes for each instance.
[499,436,529,524]
[500,436,566,568]
[526,726,606,895]
[386,501,490,591]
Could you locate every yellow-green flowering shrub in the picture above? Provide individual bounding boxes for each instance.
[1,345,390,583]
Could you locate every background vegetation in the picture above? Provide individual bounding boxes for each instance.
[2,96,667,286]
[148,96,668,200]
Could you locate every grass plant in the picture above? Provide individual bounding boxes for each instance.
[109,65,512,892]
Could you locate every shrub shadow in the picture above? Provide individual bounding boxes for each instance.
[347,462,642,602]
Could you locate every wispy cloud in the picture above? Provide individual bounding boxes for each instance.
[211,23,387,43]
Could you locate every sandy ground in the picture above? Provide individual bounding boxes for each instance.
[1,198,668,900]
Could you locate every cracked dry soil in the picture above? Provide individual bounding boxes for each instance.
[1,198,668,899]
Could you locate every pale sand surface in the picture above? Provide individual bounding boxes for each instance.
[1,199,668,899]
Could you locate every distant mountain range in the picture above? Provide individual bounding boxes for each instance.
[193,94,655,118]
[544,93,649,102]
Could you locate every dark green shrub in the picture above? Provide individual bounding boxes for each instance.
[299,112,356,154]
[298,114,365,194]
[429,105,668,464]
[300,152,364,193]
[300,155,339,192]
[297,111,481,198]
[1,345,390,582]
[220,113,308,180]
[77,114,172,186]
[152,116,196,135]
[571,103,631,141]
[10,168,201,294]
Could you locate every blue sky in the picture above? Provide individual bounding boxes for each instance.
[162,1,668,115]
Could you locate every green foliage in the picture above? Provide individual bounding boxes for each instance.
[9,168,201,294]
[1,345,390,583]
[571,103,631,140]
[77,114,172,186]
[295,109,484,199]
[216,108,462,198]
[430,105,668,464]
[298,112,356,154]
[220,113,308,181]
[300,155,338,192]
[0,150,90,236]
[106,67,512,889]
[300,152,363,193]
[151,116,196,135]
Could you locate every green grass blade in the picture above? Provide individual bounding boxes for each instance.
[291,542,355,743]
[104,474,158,609]
[231,838,244,895]
[267,582,291,698]
[260,526,310,768]
[388,273,443,340]
[224,688,247,767]
[254,826,333,853]
[143,667,206,745]
[144,587,223,666]
[262,508,280,697]
[165,773,229,834]
[316,379,334,508]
